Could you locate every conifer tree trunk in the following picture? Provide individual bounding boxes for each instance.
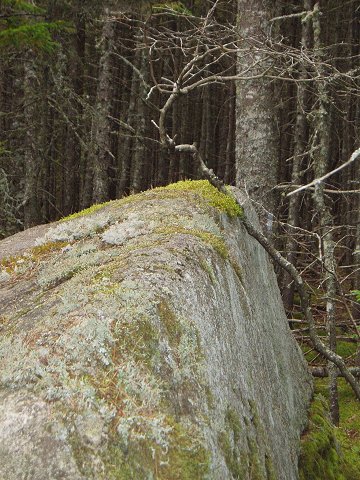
[282,0,312,311]
[23,57,41,228]
[236,0,278,229]
[225,83,235,184]
[311,2,339,425]
[64,12,86,215]
[92,16,116,204]
[117,47,141,197]
[131,50,148,193]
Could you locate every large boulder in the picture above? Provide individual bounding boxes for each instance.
[0,181,312,479]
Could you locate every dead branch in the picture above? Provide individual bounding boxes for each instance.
[311,366,360,378]
[288,146,360,197]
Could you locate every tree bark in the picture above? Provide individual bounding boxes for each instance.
[92,16,116,204]
[281,0,312,311]
[236,0,278,231]
[311,1,339,425]
[23,56,41,228]
[131,49,148,193]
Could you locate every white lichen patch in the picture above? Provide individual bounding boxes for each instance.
[36,213,115,245]
[0,336,43,387]
[54,312,115,371]
[0,270,10,283]
[101,214,156,245]
[117,413,172,453]
[37,248,110,288]
[75,410,106,449]
[115,360,171,451]
[183,212,222,236]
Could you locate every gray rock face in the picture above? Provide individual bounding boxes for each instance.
[0,181,312,479]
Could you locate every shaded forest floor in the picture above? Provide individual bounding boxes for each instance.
[295,288,360,479]
[299,379,360,480]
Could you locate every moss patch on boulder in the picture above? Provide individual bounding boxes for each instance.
[160,180,243,218]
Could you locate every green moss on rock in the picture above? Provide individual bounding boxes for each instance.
[103,418,209,480]
[230,258,243,284]
[0,241,68,275]
[58,181,242,236]
[60,202,113,222]
[160,180,243,218]
[199,257,216,284]
[218,430,244,480]
[158,300,182,347]
[163,419,210,480]
[218,407,245,479]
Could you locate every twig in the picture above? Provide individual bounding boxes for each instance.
[288,146,360,197]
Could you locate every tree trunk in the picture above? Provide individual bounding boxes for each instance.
[64,12,86,215]
[311,2,339,425]
[281,0,312,311]
[131,50,148,194]
[92,17,116,204]
[117,47,142,197]
[23,57,41,228]
[236,0,278,232]
[225,82,235,184]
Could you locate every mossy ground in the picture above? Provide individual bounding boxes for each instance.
[299,380,360,480]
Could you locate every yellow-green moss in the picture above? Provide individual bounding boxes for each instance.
[103,418,209,480]
[225,407,242,444]
[31,241,69,256]
[265,454,277,480]
[160,180,243,218]
[115,315,159,365]
[59,180,242,228]
[158,300,182,347]
[59,201,113,222]
[162,419,210,480]
[247,438,265,480]
[218,430,244,480]
[217,404,275,480]
[0,241,67,274]
[299,385,360,480]
[156,225,228,259]
[218,407,245,479]
[299,395,344,480]
[336,339,357,358]
[0,254,22,273]
[199,258,216,284]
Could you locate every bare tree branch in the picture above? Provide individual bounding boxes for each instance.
[288,146,360,197]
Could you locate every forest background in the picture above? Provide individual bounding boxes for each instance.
[0,0,360,427]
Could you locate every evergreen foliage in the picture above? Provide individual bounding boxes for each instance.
[0,0,70,52]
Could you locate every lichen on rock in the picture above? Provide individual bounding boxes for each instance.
[0,181,312,479]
